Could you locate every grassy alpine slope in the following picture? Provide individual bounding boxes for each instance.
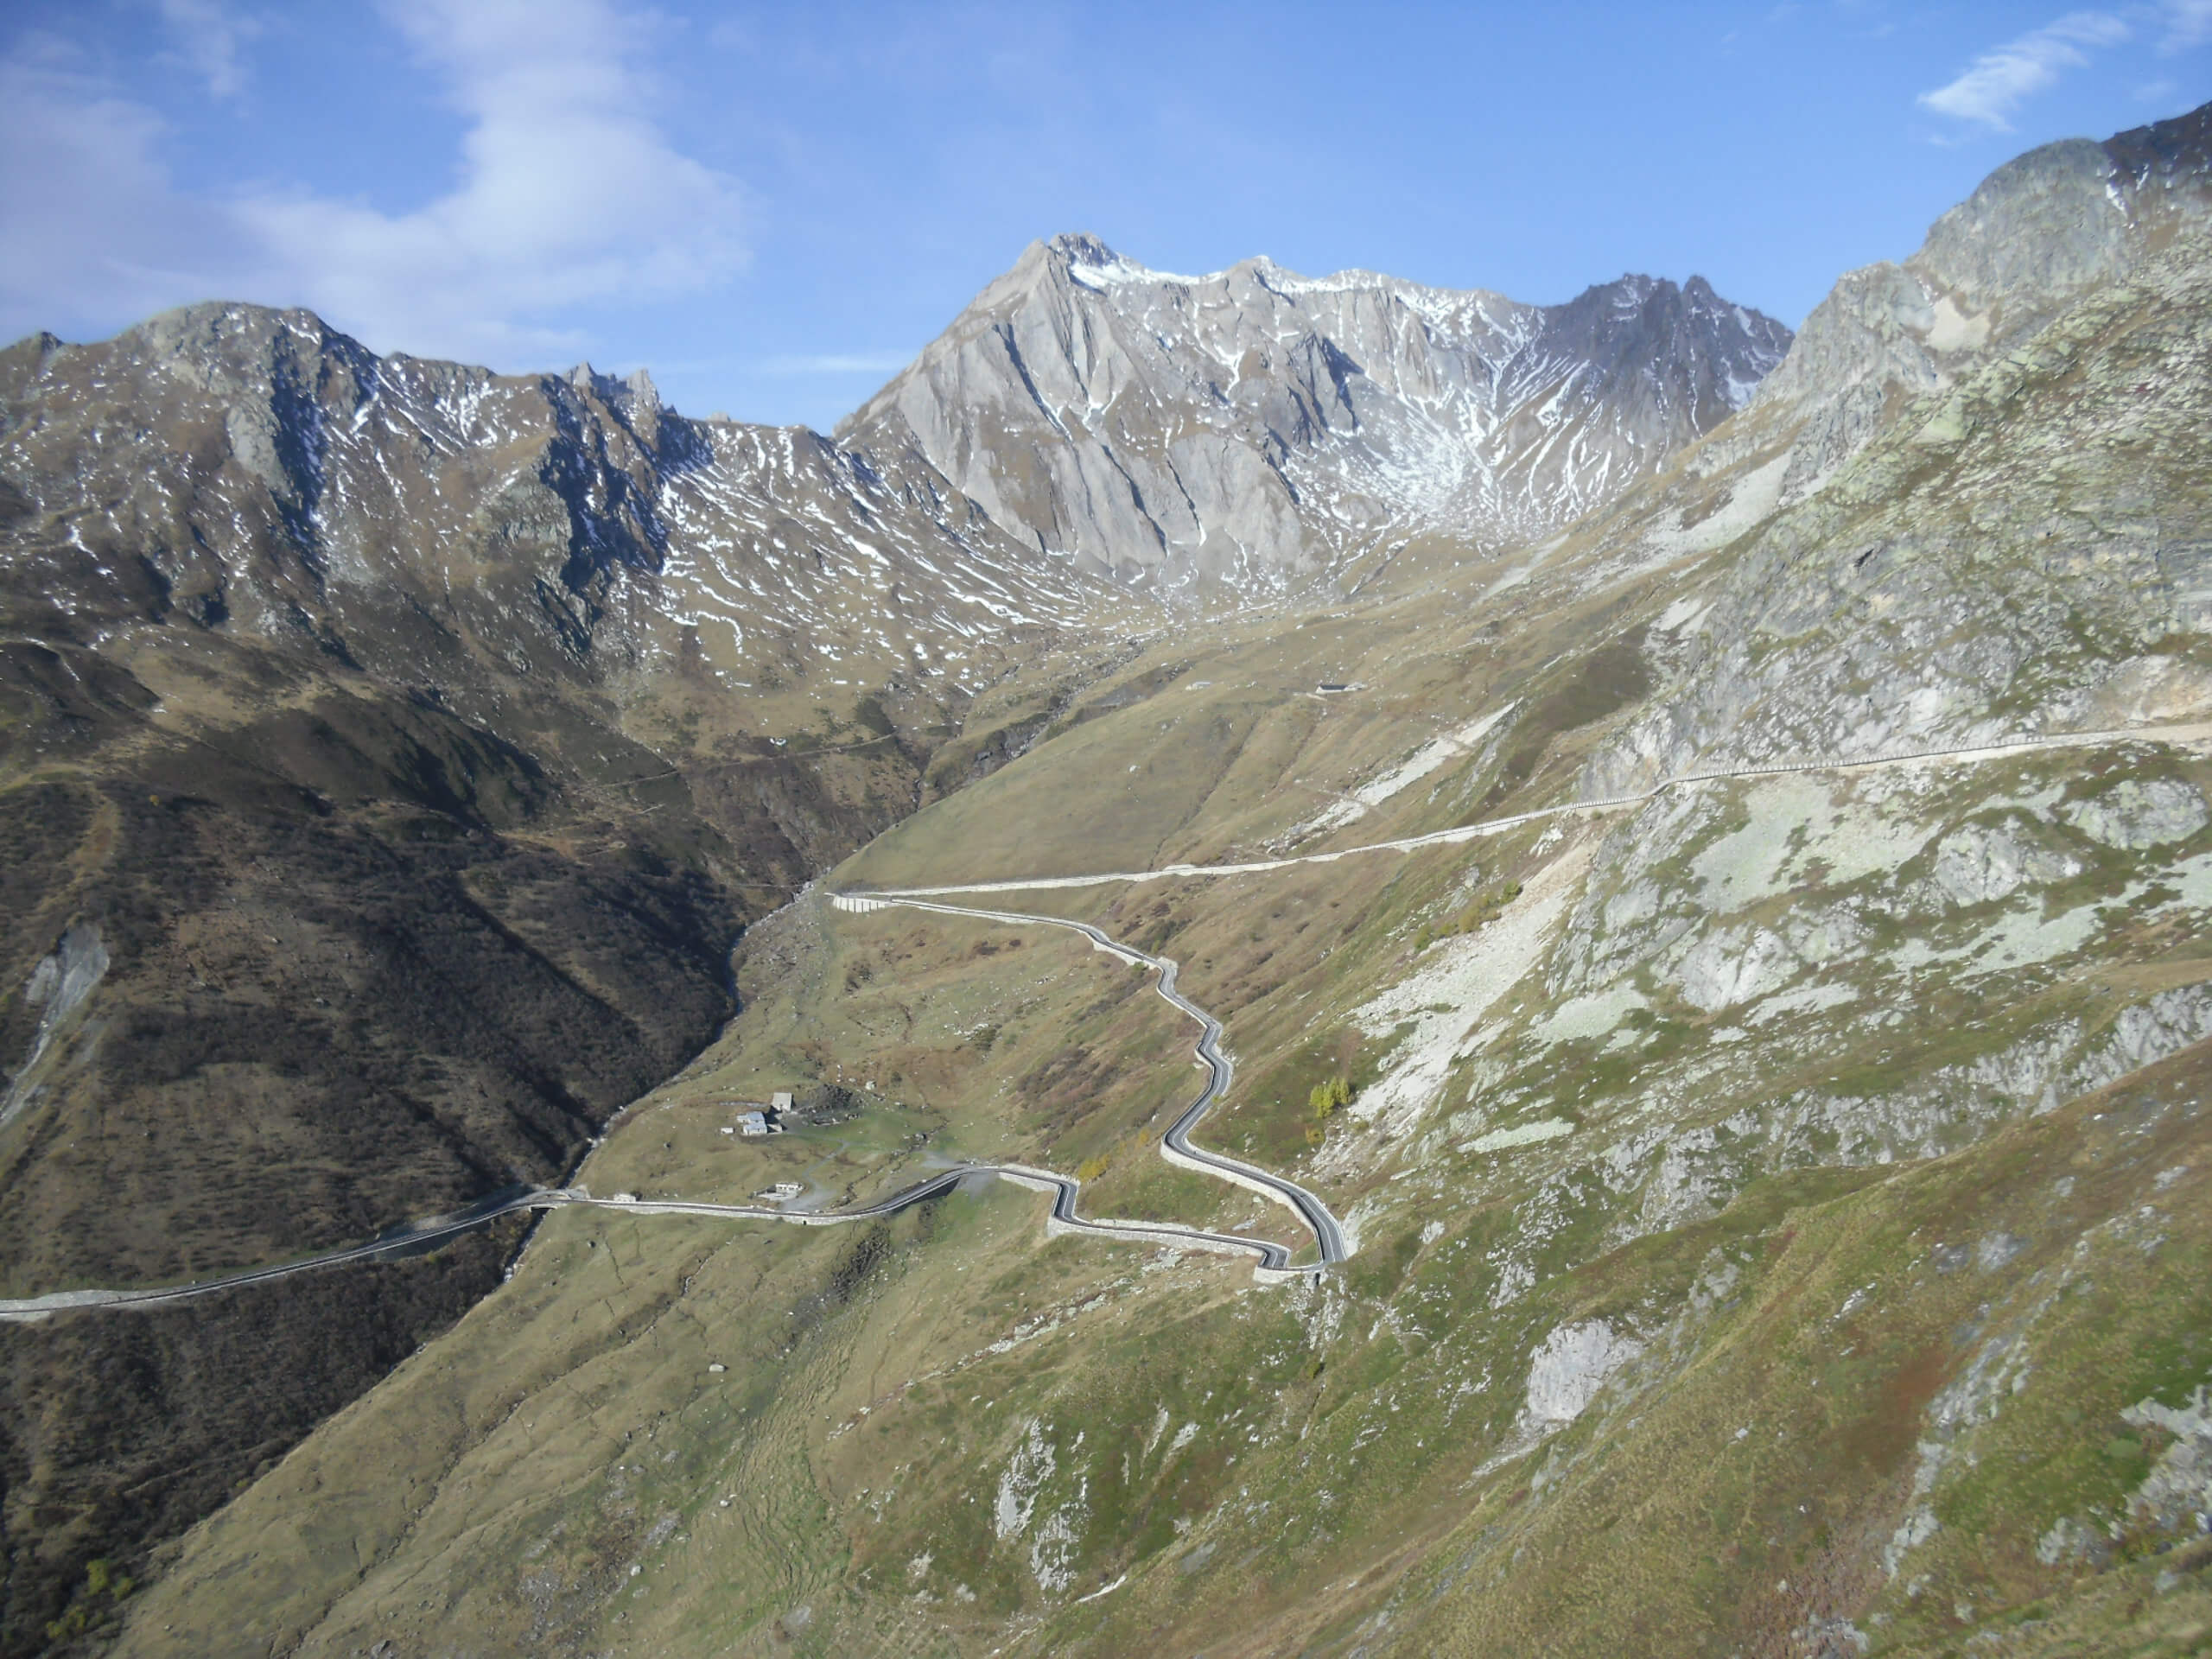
[101,111,2212,1658]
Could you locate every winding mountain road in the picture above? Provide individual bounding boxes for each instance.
[12,718,2209,1319]
[0,900,1343,1322]
[830,896,1351,1268]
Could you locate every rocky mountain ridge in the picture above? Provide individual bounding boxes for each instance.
[0,306,1139,730]
[1710,98,2212,504]
[840,234,1791,591]
[1568,102,2212,805]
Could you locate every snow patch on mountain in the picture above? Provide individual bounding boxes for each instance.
[841,235,1792,590]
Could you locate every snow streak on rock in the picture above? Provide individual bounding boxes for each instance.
[841,234,1791,591]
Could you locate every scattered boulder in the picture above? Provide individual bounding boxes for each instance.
[2062,778,2209,849]
[1931,818,2082,906]
[1523,1319,1644,1427]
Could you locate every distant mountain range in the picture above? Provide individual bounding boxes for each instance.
[0,238,1791,722]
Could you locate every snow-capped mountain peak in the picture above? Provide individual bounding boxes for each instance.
[839,237,1791,590]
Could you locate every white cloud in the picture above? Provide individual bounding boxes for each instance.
[0,0,747,367]
[238,0,748,362]
[762,352,914,375]
[0,42,226,337]
[1917,11,2133,130]
[2164,0,2212,50]
[156,0,261,99]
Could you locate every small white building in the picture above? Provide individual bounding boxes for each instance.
[765,1181,803,1202]
[735,1110,770,1136]
[770,1090,794,1112]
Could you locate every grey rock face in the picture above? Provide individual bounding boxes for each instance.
[1669,924,1798,1013]
[1,922,105,1130]
[1739,102,2212,502]
[1930,818,2082,906]
[1581,105,2212,804]
[839,235,1790,590]
[22,923,106,1026]
[1521,1318,1643,1427]
[2062,779,2209,849]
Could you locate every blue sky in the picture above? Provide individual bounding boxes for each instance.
[3,2,2208,430]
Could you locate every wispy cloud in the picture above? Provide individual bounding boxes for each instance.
[0,41,217,335]
[237,0,748,360]
[761,352,913,376]
[2165,0,2212,50]
[155,0,260,100]
[0,0,747,366]
[1917,11,2132,130]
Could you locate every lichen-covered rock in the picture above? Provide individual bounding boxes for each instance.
[1670,925,1799,1012]
[2062,778,2209,849]
[1931,817,2082,906]
[1522,1319,1643,1427]
[2120,1386,2212,1534]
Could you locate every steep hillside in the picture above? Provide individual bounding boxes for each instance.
[840,235,1790,591]
[95,103,2212,1659]
[0,307,1154,1652]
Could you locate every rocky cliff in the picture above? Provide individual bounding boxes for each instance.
[839,235,1790,590]
[1579,102,2212,801]
[1721,100,2212,501]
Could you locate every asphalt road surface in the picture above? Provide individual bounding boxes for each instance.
[0,905,1344,1319]
[855,723,2212,899]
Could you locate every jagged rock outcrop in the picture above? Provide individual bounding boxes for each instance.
[1727,102,2212,499]
[838,235,1790,590]
[1580,102,2212,798]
